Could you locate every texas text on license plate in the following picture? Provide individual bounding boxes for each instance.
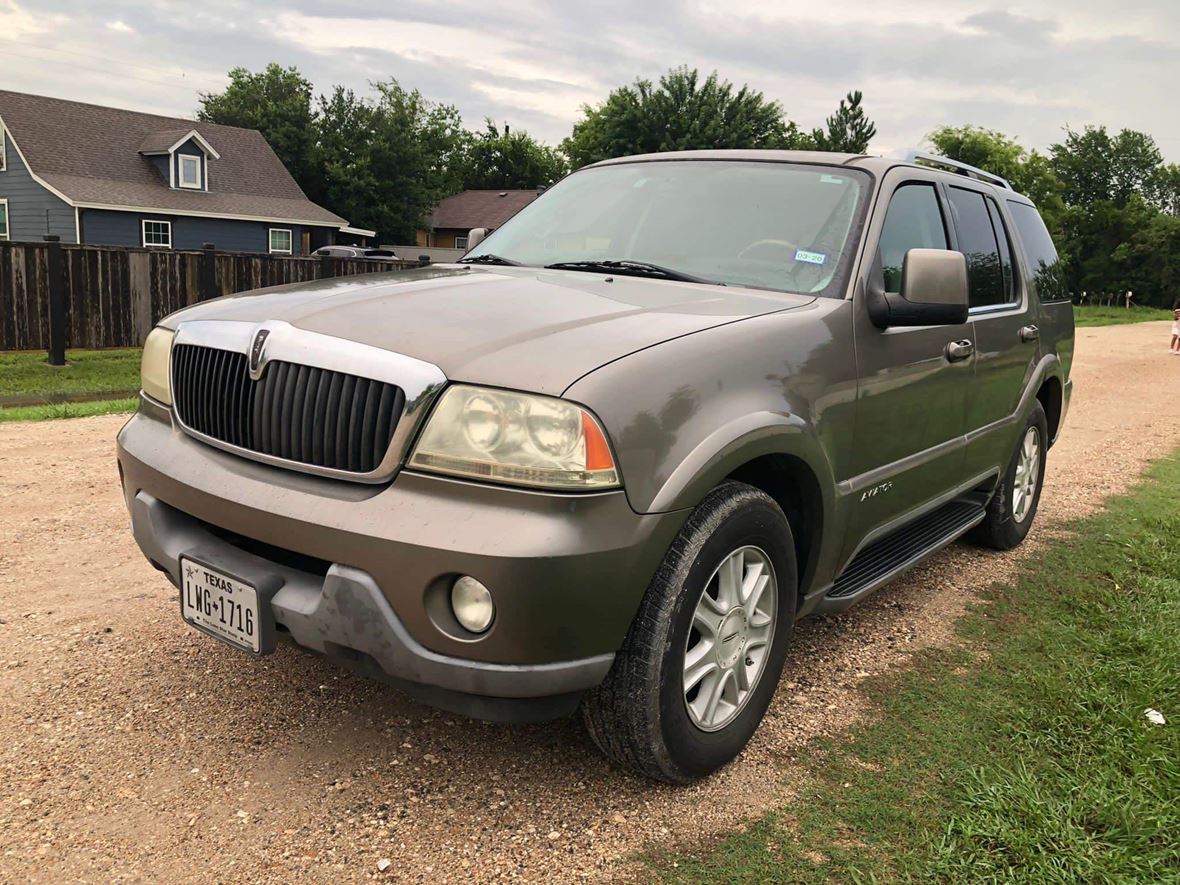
[180,557,261,653]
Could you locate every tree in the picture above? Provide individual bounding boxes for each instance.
[561,67,800,168]
[198,64,320,200]
[462,120,567,190]
[1050,126,1163,207]
[1153,163,1180,217]
[344,79,468,243]
[810,91,876,153]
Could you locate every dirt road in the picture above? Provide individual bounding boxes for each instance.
[1,321,1177,884]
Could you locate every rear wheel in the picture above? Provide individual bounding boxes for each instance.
[581,481,796,783]
[969,401,1048,550]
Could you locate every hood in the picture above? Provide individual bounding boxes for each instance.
[164,265,815,395]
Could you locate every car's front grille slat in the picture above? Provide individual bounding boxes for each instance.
[172,343,403,477]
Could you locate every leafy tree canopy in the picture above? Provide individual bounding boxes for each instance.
[198,64,320,200]
[561,67,806,168]
[462,120,567,190]
[809,91,877,153]
[1050,126,1163,208]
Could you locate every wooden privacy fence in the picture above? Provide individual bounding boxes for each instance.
[0,240,420,353]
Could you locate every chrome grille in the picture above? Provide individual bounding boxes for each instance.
[172,343,405,474]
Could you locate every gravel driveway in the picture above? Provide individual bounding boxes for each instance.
[1,321,1177,884]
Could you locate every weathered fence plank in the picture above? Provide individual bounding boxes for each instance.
[0,243,417,351]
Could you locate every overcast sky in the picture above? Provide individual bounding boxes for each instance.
[3,0,1178,160]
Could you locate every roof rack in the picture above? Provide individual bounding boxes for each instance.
[894,149,1013,190]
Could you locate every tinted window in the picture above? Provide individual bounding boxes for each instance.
[985,198,1016,302]
[878,184,948,293]
[1008,201,1068,302]
[947,187,1005,308]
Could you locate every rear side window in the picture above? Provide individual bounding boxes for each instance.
[878,184,948,293]
[1007,202,1068,302]
[947,186,1011,308]
[985,199,1016,302]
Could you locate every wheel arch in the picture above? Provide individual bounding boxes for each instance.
[645,411,835,606]
[1035,373,1064,447]
[726,453,825,607]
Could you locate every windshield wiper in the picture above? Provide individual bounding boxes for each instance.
[544,259,723,286]
[459,253,524,266]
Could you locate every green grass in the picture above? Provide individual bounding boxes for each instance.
[0,348,142,402]
[651,453,1180,883]
[0,397,138,423]
[1073,305,1174,327]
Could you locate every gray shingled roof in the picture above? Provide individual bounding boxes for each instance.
[0,90,345,226]
[429,189,541,230]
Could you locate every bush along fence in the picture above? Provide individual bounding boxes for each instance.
[0,238,420,357]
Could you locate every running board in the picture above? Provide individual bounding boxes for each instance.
[817,498,987,612]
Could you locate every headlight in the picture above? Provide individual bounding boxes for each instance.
[408,385,619,489]
[141,327,175,405]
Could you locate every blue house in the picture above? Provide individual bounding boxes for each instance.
[0,90,357,254]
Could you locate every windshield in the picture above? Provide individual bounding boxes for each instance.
[463,160,869,295]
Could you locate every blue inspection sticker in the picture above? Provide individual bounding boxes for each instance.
[794,249,827,266]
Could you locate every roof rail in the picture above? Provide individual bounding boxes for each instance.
[894,149,1013,190]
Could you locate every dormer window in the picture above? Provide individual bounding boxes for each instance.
[179,155,201,189]
[138,128,220,192]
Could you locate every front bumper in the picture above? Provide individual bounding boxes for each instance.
[117,400,687,720]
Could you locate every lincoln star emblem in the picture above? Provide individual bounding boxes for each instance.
[249,328,270,376]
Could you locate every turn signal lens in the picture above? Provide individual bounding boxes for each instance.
[141,327,175,405]
[409,385,620,489]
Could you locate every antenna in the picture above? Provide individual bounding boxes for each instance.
[894,149,1013,190]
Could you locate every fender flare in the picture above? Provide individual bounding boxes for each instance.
[646,410,836,515]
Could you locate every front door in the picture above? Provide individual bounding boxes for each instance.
[846,171,973,555]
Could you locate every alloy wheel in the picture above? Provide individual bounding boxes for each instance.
[1012,426,1042,523]
[682,545,778,732]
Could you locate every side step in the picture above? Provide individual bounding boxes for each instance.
[819,498,987,611]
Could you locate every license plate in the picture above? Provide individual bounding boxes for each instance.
[180,558,261,653]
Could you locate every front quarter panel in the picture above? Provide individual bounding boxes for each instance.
[565,297,858,589]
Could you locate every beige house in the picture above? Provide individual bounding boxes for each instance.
[417,189,541,249]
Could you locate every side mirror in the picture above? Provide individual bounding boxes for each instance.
[467,228,488,250]
[868,248,969,328]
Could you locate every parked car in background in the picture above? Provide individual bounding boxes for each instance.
[312,245,366,259]
[312,245,399,261]
[118,149,1072,783]
[362,248,401,263]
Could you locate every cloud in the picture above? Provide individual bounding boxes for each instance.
[0,0,45,38]
[2,0,1178,159]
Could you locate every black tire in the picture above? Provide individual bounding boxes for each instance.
[581,481,796,783]
[969,401,1049,551]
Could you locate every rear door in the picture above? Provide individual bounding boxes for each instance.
[945,183,1041,479]
[847,169,971,552]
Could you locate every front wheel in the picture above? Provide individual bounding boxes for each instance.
[969,401,1049,550]
[581,481,796,783]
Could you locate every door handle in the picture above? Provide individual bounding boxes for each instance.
[1020,324,1040,342]
[945,339,974,362]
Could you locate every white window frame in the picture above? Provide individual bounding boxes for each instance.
[454,236,468,250]
[268,228,293,254]
[178,154,202,190]
[142,219,172,249]
[0,199,9,240]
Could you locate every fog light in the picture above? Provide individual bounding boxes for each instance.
[451,576,494,633]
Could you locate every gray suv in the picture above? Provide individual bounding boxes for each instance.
[117,150,1073,782]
